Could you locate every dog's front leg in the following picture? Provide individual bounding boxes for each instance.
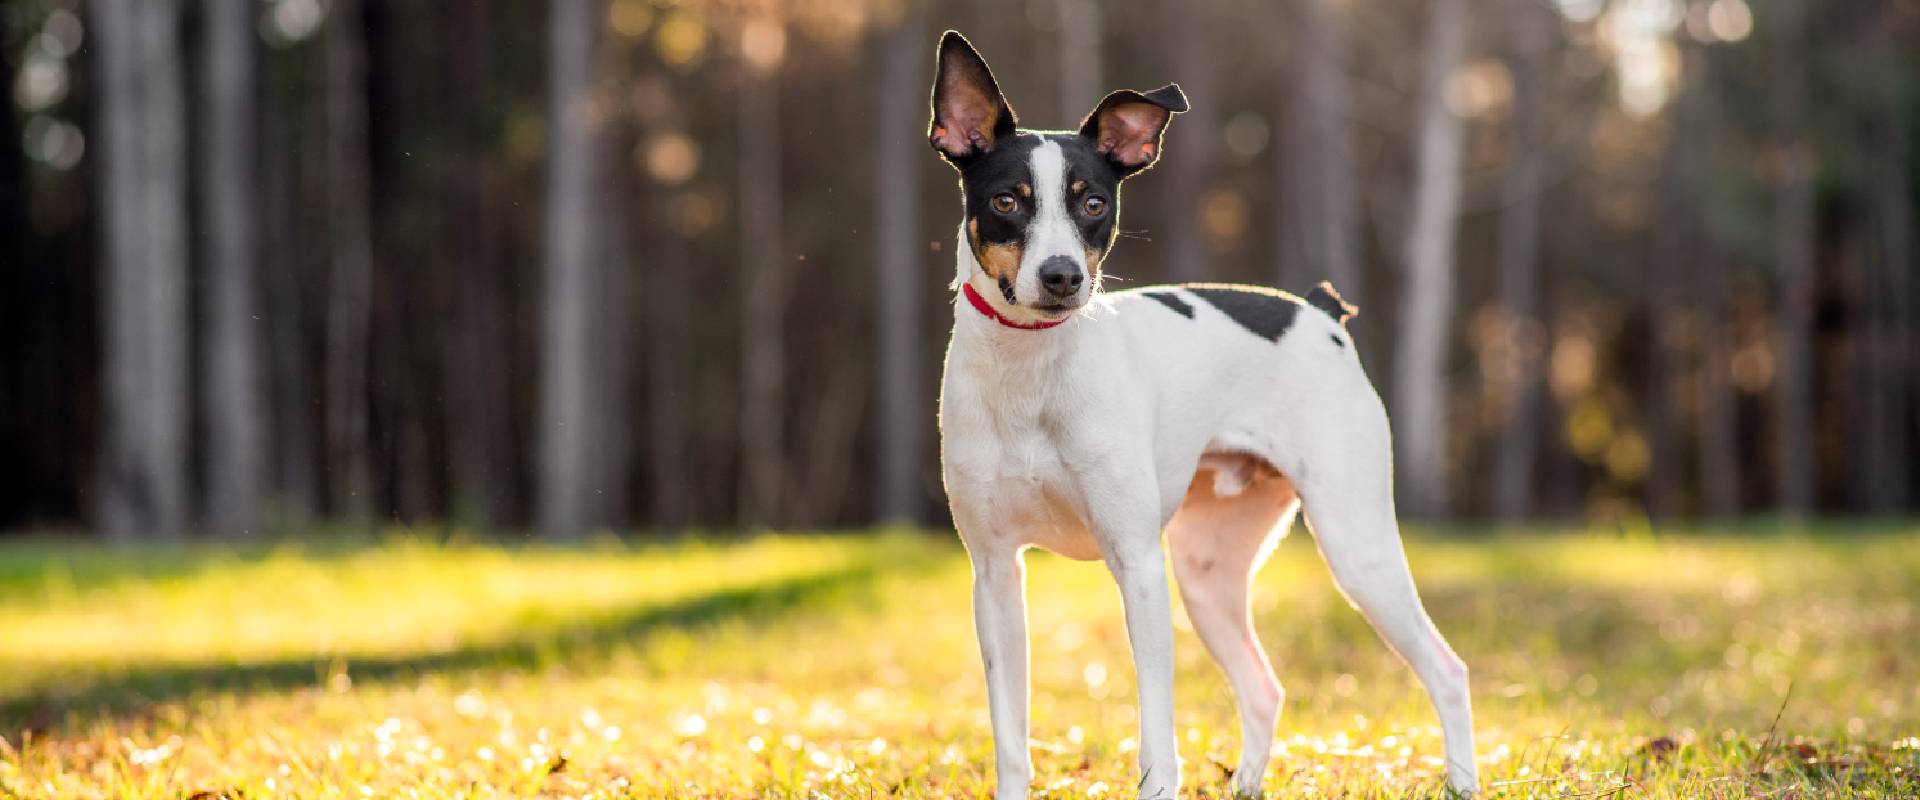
[1098,518,1181,799]
[969,543,1033,800]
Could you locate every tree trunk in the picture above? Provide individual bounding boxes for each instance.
[1862,73,1913,513]
[736,30,787,527]
[1644,168,1685,520]
[1769,0,1816,518]
[261,39,320,523]
[872,12,927,525]
[646,191,692,529]
[95,0,190,540]
[1489,5,1547,522]
[326,0,376,520]
[590,111,635,529]
[1690,47,1740,519]
[1055,0,1103,122]
[1390,0,1468,518]
[1643,42,1706,520]
[1159,1,1217,282]
[442,0,516,528]
[538,0,606,539]
[200,0,268,537]
[1277,0,1360,301]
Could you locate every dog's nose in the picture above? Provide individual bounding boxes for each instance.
[1037,256,1085,299]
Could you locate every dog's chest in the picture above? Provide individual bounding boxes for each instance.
[940,359,1102,555]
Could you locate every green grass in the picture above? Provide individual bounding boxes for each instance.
[1,527,1917,799]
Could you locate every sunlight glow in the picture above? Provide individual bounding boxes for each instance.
[1223,111,1269,160]
[740,17,787,74]
[23,115,84,170]
[608,0,653,39]
[642,132,700,185]
[1605,0,1683,118]
[1706,0,1754,42]
[13,54,67,111]
[1444,59,1512,118]
[1555,0,1605,23]
[655,9,708,69]
[264,0,327,45]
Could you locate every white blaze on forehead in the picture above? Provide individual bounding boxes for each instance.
[1015,140,1084,302]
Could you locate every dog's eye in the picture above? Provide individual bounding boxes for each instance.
[1082,195,1107,217]
[991,193,1018,214]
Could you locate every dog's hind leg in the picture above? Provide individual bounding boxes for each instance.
[1167,461,1298,798]
[1290,419,1479,796]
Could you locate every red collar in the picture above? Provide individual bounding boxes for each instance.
[962,282,1068,331]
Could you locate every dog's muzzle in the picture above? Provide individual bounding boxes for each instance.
[1036,255,1086,303]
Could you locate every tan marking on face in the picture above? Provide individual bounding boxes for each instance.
[1016,182,1032,198]
[968,217,1022,281]
[1070,179,1086,194]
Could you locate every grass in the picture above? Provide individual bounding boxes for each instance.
[0,526,1916,799]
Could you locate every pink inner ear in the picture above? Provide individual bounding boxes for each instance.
[935,83,1000,157]
[1096,102,1169,167]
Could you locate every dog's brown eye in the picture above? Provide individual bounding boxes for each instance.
[991,193,1018,214]
[1083,195,1107,217]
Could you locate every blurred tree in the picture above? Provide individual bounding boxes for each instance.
[1158,0,1218,282]
[1054,0,1103,122]
[1769,0,1817,518]
[1858,26,1913,513]
[200,0,268,537]
[94,0,190,540]
[1277,0,1360,302]
[539,0,612,539]
[441,0,517,528]
[1392,0,1468,518]
[326,0,376,520]
[1688,42,1741,519]
[873,6,928,525]
[1490,0,1550,522]
[736,13,788,527]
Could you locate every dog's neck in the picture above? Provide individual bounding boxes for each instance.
[949,227,1080,359]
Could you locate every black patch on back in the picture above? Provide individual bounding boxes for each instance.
[1142,291,1194,318]
[1304,281,1357,325]
[1187,286,1299,343]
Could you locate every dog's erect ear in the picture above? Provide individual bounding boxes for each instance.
[1078,84,1188,176]
[929,31,1016,166]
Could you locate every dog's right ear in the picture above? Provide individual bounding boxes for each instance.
[929,31,1016,167]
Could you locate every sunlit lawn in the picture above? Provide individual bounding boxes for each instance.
[1,526,1917,799]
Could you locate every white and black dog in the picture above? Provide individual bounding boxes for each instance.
[930,32,1477,799]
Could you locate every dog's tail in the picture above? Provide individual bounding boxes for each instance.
[1305,281,1357,326]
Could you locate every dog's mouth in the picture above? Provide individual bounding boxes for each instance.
[1033,302,1081,316]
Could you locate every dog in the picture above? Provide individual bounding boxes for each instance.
[929,32,1478,799]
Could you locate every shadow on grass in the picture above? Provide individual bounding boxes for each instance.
[1,554,913,733]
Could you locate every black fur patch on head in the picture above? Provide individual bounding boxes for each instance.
[959,135,1044,250]
[1305,281,1358,326]
[998,275,1016,304]
[1047,134,1124,261]
[1142,291,1194,318]
[1187,285,1300,343]
[956,133,1127,286]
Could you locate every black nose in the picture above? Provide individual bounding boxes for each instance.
[1037,255,1085,299]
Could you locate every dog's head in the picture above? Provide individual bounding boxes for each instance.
[930,31,1187,324]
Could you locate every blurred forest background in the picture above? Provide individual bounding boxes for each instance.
[1,0,1915,539]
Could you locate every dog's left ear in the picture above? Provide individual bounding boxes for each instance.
[1078,84,1189,176]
